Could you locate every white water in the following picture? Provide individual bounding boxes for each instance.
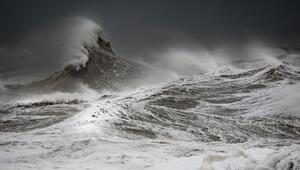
[1,79,299,169]
[1,25,300,170]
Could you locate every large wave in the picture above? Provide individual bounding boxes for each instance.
[63,17,104,70]
[1,18,300,170]
[2,18,143,93]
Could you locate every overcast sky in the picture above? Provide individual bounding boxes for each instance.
[1,1,300,48]
[0,0,300,82]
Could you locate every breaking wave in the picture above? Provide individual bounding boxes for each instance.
[64,17,105,70]
[1,20,300,170]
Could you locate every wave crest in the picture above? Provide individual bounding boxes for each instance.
[64,17,105,70]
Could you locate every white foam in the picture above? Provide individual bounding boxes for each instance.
[274,83,300,117]
[11,83,99,105]
[65,17,103,70]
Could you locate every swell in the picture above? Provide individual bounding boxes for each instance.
[90,61,300,143]
[4,31,143,92]
[3,58,300,138]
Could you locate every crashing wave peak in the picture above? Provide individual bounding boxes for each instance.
[65,17,107,70]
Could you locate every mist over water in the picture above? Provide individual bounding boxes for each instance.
[0,17,300,170]
[0,17,104,84]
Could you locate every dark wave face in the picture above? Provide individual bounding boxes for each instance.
[0,19,300,170]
